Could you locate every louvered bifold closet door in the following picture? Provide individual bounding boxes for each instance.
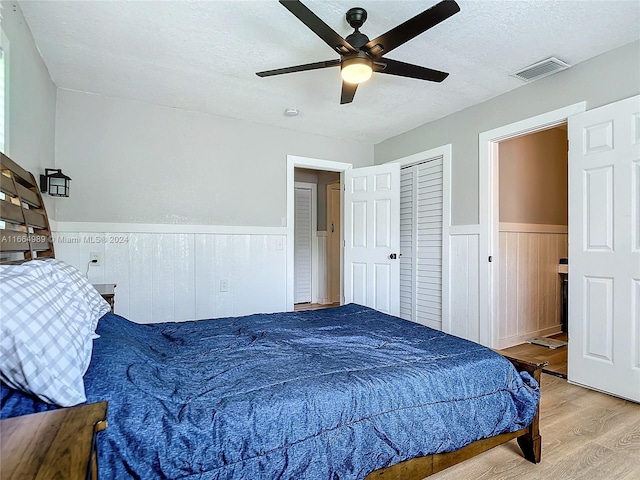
[415,160,443,330]
[399,159,443,329]
[294,187,312,304]
[399,168,414,320]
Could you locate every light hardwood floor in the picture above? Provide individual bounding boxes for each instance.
[425,374,640,480]
[500,333,568,378]
[294,302,341,311]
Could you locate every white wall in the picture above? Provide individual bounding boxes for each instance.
[54,229,286,323]
[375,40,640,226]
[377,41,640,344]
[55,89,373,226]
[499,127,568,225]
[51,89,373,322]
[1,1,57,217]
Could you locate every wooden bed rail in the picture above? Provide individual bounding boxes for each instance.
[366,356,547,480]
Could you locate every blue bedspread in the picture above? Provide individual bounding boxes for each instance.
[1,304,539,479]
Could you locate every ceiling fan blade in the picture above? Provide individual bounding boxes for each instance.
[340,81,358,104]
[257,59,341,77]
[280,0,357,55]
[363,0,460,58]
[374,59,449,82]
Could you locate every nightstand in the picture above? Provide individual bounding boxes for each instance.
[93,283,116,313]
[0,401,108,480]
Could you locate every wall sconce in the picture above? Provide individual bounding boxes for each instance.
[40,169,72,197]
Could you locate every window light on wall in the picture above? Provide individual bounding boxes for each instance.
[0,25,8,155]
[0,45,5,153]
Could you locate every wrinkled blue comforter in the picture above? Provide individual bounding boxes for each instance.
[1,304,539,479]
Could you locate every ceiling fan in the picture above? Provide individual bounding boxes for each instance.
[256,0,460,104]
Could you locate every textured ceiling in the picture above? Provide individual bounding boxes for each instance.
[18,0,640,144]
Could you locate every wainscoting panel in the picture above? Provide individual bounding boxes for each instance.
[126,234,153,323]
[104,235,131,319]
[498,230,568,348]
[54,231,287,323]
[448,233,480,342]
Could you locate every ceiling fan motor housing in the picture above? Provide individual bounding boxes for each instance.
[345,8,370,49]
[346,7,367,29]
[345,31,370,49]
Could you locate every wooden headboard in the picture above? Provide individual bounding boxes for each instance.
[0,152,55,263]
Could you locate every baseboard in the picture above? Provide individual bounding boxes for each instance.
[498,326,563,349]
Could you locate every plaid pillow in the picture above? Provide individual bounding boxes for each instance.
[0,263,93,406]
[43,259,111,333]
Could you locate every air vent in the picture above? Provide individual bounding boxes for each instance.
[511,57,570,82]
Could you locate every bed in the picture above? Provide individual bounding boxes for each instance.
[0,152,545,479]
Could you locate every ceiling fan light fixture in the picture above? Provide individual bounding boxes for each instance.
[341,54,373,84]
[258,1,460,103]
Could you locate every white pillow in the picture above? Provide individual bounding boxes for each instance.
[0,262,93,406]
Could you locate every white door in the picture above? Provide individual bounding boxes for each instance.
[568,94,640,402]
[344,163,400,315]
[294,186,312,304]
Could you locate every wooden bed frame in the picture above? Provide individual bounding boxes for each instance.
[0,152,545,479]
[366,355,546,479]
[0,152,55,263]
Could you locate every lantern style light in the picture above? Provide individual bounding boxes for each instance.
[40,169,72,197]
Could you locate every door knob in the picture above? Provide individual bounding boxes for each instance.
[389,253,397,259]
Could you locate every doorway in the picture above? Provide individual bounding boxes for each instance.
[293,181,317,304]
[286,156,351,311]
[496,125,569,352]
[479,103,585,380]
[293,169,340,309]
[478,102,586,348]
[495,125,569,378]
[287,155,403,316]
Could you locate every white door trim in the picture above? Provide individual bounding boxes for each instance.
[294,181,318,304]
[286,155,353,311]
[386,144,452,332]
[326,181,341,304]
[479,102,586,348]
